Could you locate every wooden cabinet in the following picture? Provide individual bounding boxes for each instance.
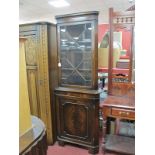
[55,88,99,153]
[19,22,57,144]
[55,12,99,154]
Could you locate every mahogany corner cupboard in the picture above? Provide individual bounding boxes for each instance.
[55,12,100,154]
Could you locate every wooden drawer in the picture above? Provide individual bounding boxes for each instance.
[112,108,135,119]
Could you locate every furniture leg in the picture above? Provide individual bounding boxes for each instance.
[102,114,107,153]
[58,140,65,146]
[88,147,99,154]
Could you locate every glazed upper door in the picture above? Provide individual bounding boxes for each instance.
[57,21,95,88]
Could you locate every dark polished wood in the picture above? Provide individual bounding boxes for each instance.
[55,87,99,154]
[111,82,135,97]
[55,12,99,154]
[129,26,134,82]
[108,8,135,95]
[19,22,57,144]
[19,116,47,155]
[108,8,114,95]
[56,11,99,24]
[101,8,135,155]
[100,92,135,154]
[107,7,135,96]
[56,12,98,90]
[101,94,135,119]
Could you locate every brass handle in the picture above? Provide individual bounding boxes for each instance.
[119,111,129,116]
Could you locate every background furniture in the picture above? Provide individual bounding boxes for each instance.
[108,9,135,92]
[55,12,100,154]
[101,8,135,154]
[101,92,135,154]
[19,39,47,155]
[19,38,32,136]
[19,116,47,155]
[19,22,57,144]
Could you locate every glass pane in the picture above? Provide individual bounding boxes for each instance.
[59,22,93,86]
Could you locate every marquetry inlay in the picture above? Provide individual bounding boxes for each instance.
[25,36,37,65]
[37,24,52,143]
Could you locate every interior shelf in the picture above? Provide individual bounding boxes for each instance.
[105,134,135,155]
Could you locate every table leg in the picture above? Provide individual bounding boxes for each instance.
[102,114,107,153]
